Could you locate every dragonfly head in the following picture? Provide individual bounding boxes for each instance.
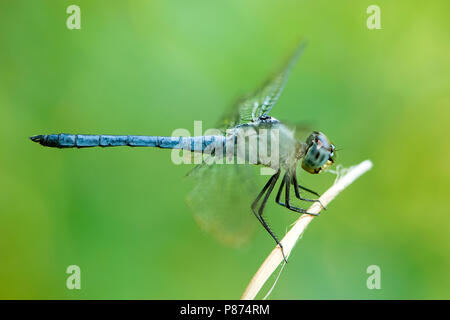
[301,131,335,174]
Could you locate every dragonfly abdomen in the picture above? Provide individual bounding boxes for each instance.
[29,134,225,151]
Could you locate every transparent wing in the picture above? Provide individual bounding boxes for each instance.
[220,41,307,128]
[279,119,313,142]
[185,161,264,247]
[184,42,307,246]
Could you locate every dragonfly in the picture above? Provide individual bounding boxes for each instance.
[30,42,336,262]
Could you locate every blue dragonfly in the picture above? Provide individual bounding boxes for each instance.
[30,43,336,261]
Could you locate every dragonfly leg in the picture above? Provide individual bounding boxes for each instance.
[251,170,288,263]
[293,175,326,210]
[251,171,276,207]
[275,173,286,204]
[275,174,320,216]
[297,183,320,197]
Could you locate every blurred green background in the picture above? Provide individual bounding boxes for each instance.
[0,0,449,299]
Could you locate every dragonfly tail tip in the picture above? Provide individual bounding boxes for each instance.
[30,135,43,143]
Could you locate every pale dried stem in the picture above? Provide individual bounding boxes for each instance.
[241,159,373,300]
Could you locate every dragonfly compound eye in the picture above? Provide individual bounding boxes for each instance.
[301,132,335,174]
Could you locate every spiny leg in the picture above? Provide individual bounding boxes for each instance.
[251,172,276,209]
[251,170,288,263]
[292,174,326,210]
[275,174,296,209]
[258,172,289,263]
[275,174,286,204]
[276,173,319,216]
[285,174,315,214]
[297,183,320,197]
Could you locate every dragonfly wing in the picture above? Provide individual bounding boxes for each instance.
[220,41,307,128]
[184,42,308,247]
[185,161,263,247]
[279,119,314,142]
